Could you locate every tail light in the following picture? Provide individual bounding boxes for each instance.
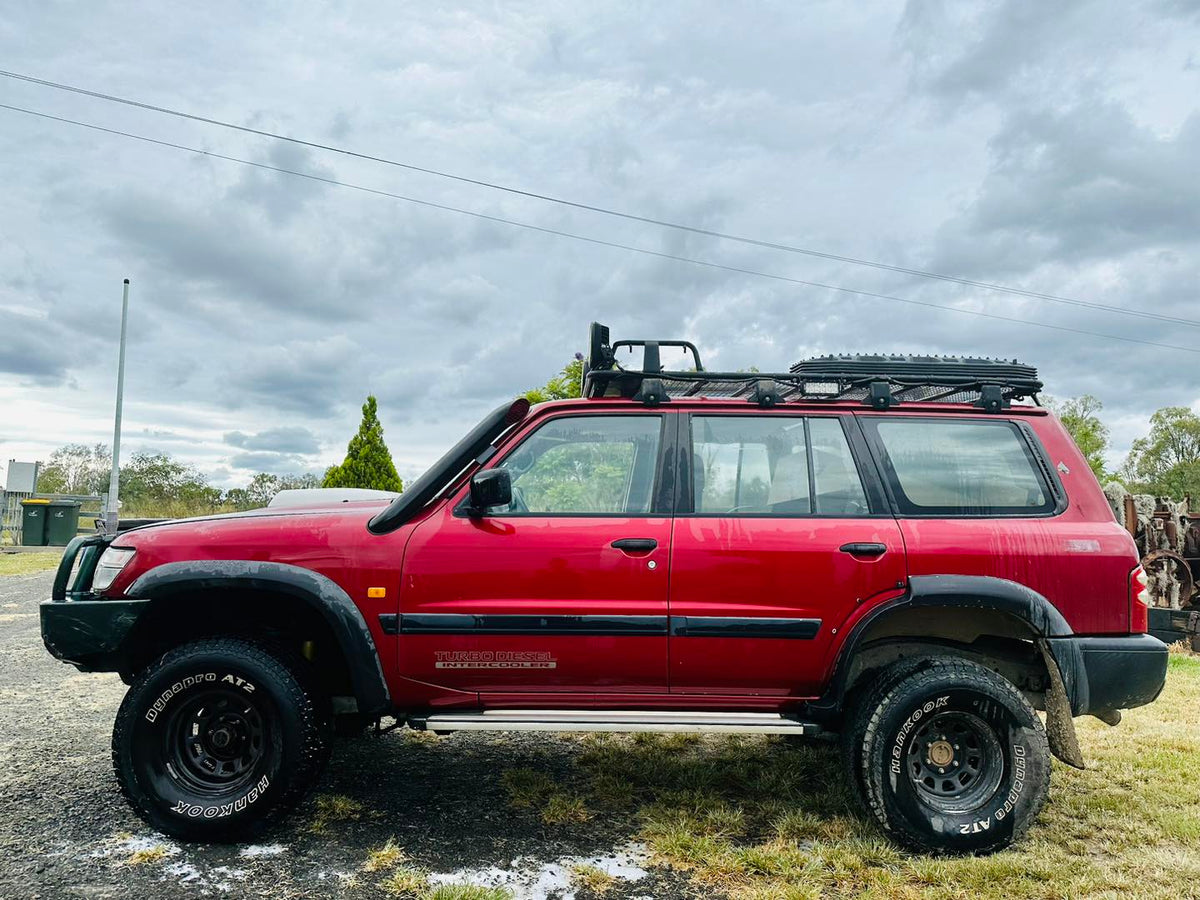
[1129,564,1150,632]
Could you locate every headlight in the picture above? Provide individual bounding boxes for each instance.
[92,547,136,592]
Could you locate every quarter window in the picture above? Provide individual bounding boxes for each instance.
[690,416,868,516]
[868,418,1053,515]
[491,416,662,515]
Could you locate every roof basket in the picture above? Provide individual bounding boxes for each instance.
[790,354,1042,411]
[581,323,1042,411]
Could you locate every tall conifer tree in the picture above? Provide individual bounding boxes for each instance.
[322,395,404,492]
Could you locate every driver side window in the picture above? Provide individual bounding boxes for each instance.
[490,415,662,515]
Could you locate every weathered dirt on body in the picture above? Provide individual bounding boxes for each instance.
[0,570,704,899]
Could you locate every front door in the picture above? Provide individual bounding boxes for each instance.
[399,412,674,695]
[669,413,906,696]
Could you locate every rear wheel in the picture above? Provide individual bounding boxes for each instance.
[112,637,329,841]
[840,657,928,810]
[856,659,1050,854]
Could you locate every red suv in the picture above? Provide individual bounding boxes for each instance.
[41,324,1167,854]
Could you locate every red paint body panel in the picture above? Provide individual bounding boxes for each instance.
[104,502,412,706]
[398,503,670,693]
[668,516,905,695]
[896,517,1135,634]
[101,397,1140,713]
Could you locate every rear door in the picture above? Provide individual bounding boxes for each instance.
[399,411,676,695]
[668,413,906,696]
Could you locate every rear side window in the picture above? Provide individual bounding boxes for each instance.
[690,416,869,516]
[866,418,1055,516]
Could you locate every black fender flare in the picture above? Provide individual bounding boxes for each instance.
[125,560,390,716]
[817,574,1087,715]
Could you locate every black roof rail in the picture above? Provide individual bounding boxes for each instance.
[581,323,1042,411]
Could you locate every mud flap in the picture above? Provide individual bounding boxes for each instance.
[1038,639,1085,769]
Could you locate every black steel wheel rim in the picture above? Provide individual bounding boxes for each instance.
[905,709,1004,814]
[163,688,267,796]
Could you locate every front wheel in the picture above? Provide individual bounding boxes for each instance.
[112,637,329,841]
[856,659,1050,854]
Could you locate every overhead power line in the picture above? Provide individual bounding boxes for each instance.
[2,68,1196,330]
[2,101,1198,357]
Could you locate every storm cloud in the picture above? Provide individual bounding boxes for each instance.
[225,426,321,455]
[1,0,1198,487]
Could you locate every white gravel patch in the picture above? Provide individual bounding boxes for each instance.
[86,833,181,860]
[163,860,247,892]
[238,843,287,858]
[425,842,650,900]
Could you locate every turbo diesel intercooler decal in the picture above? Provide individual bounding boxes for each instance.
[435,650,557,669]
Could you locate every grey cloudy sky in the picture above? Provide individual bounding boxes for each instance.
[2,1,1199,489]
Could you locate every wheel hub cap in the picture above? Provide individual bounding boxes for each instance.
[906,710,1005,814]
[928,739,955,767]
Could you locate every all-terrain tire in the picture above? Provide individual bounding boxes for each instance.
[858,659,1050,854]
[112,637,329,841]
[840,657,931,811]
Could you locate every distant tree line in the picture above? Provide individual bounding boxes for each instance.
[34,443,323,517]
[34,393,406,517]
[1046,395,1200,499]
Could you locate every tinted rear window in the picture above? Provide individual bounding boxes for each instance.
[690,415,869,516]
[867,418,1055,516]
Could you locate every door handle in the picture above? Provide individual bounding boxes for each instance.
[839,542,887,557]
[612,538,658,553]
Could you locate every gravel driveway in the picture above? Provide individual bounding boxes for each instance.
[0,569,702,899]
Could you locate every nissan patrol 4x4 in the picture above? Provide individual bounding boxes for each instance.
[40,323,1168,854]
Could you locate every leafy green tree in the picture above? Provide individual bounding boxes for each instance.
[36,443,111,494]
[221,488,252,511]
[227,472,321,509]
[1046,395,1110,480]
[322,395,404,492]
[119,452,223,516]
[245,473,286,508]
[1123,406,1200,500]
[524,356,584,404]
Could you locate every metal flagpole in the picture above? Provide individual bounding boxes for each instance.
[106,279,130,534]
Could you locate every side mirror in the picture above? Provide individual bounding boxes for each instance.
[467,469,512,515]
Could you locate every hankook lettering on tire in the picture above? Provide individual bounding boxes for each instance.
[169,775,271,819]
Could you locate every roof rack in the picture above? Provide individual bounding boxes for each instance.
[582,323,1042,412]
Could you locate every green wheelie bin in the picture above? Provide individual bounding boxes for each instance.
[45,499,83,546]
[20,498,49,546]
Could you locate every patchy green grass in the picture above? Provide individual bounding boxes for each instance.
[565,654,1200,899]
[305,793,366,834]
[501,766,590,824]
[571,863,617,893]
[378,865,428,896]
[422,886,513,900]
[541,791,590,824]
[120,845,170,866]
[364,838,408,872]
[0,552,61,576]
[500,767,557,809]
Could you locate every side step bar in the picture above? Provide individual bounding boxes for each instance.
[408,709,817,735]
